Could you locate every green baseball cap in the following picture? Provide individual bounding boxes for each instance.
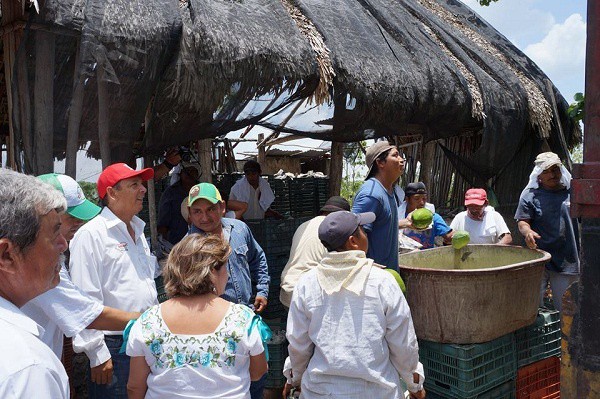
[38,173,101,221]
[188,183,223,206]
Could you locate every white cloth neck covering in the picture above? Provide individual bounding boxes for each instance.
[315,250,373,295]
[522,164,571,196]
[239,176,276,212]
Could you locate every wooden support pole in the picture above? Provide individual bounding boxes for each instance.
[2,0,19,170]
[33,30,55,174]
[198,138,212,183]
[65,40,84,178]
[257,133,266,166]
[329,141,344,197]
[420,140,437,189]
[97,66,111,168]
[15,33,32,172]
[144,156,158,251]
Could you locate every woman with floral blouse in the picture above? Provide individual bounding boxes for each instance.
[126,234,268,398]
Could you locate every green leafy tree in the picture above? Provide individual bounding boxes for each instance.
[78,181,100,205]
[341,142,367,205]
[479,0,499,5]
[567,92,585,123]
[568,93,584,163]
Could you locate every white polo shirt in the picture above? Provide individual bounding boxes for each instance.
[22,264,104,358]
[0,296,69,398]
[69,207,159,366]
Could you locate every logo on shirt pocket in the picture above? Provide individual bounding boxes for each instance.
[116,242,128,252]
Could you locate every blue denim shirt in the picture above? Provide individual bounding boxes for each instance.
[190,218,270,306]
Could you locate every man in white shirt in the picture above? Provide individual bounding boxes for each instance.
[0,168,70,398]
[279,196,351,308]
[70,163,159,398]
[286,210,425,399]
[450,188,512,245]
[21,173,139,388]
[228,160,283,219]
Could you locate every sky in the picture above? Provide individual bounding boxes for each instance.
[45,1,589,180]
[460,0,587,103]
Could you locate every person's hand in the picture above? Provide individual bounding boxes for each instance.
[164,148,182,166]
[282,382,293,398]
[90,358,113,385]
[525,230,541,249]
[409,389,426,399]
[399,217,413,229]
[254,296,268,313]
[266,208,284,220]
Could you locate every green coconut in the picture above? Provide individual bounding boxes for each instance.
[384,268,407,294]
[411,208,434,230]
[452,230,471,249]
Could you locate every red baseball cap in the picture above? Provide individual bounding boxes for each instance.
[464,188,487,206]
[97,163,154,199]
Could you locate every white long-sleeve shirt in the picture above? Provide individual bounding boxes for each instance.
[69,207,159,366]
[22,263,103,358]
[287,264,424,398]
[0,297,69,398]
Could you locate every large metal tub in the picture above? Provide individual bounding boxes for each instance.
[398,245,550,344]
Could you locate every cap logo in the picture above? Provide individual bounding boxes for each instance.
[189,186,200,198]
[76,185,84,200]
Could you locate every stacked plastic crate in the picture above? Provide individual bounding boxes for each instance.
[267,177,291,218]
[246,219,296,319]
[264,320,289,389]
[514,308,561,399]
[419,334,517,399]
[419,308,561,399]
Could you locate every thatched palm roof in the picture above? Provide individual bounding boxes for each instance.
[10,0,579,179]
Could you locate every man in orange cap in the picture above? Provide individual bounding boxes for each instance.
[70,163,159,398]
[450,188,512,245]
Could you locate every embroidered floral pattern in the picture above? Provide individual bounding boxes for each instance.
[139,304,254,370]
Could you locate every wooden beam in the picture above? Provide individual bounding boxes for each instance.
[97,66,111,168]
[65,40,84,178]
[261,99,305,151]
[198,138,212,183]
[15,32,33,172]
[144,155,158,252]
[2,0,20,170]
[264,134,301,147]
[420,140,437,189]
[257,133,266,166]
[231,90,283,150]
[329,141,344,197]
[33,30,55,174]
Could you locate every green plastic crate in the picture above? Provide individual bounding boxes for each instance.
[426,379,515,399]
[265,322,288,388]
[420,334,517,399]
[515,308,561,367]
[155,276,169,303]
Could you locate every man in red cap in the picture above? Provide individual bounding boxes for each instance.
[69,163,158,398]
[450,188,512,245]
